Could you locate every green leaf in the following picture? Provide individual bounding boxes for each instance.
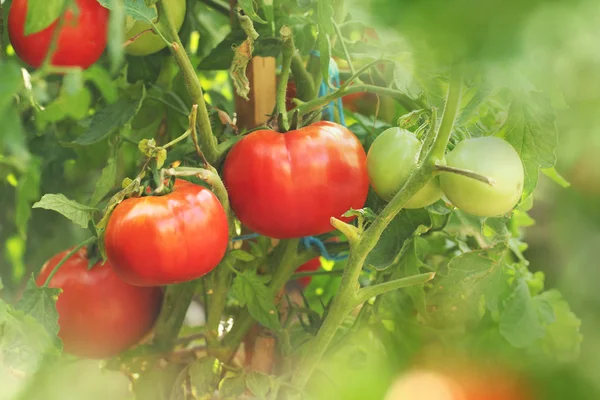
[427,246,509,326]
[133,363,185,400]
[73,83,146,145]
[230,249,256,262]
[24,0,66,35]
[62,69,84,95]
[246,371,271,397]
[98,0,157,22]
[33,193,99,229]
[15,159,41,238]
[231,270,281,332]
[0,62,23,116]
[90,147,119,206]
[239,0,267,24]
[499,280,548,348]
[83,66,119,103]
[365,209,431,270]
[499,92,557,197]
[541,167,570,188]
[15,275,61,341]
[198,31,281,70]
[189,357,219,397]
[532,290,582,361]
[36,88,92,130]
[220,374,246,400]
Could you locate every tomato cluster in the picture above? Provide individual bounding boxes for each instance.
[367,127,524,217]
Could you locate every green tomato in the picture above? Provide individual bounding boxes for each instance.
[124,0,187,56]
[367,127,443,208]
[440,136,524,217]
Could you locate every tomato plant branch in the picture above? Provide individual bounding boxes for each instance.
[290,53,315,101]
[291,68,464,390]
[331,18,355,75]
[352,272,435,307]
[152,280,198,352]
[39,0,71,69]
[276,26,295,131]
[434,163,496,186]
[289,84,422,118]
[155,1,220,165]
[205,253,235,351]
[42,237,96,287]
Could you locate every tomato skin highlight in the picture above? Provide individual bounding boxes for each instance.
[36,248,162,359]
[8,0,108,69]
[105,180,229,286]
[223,121,369,239]
[440,136,524,217]
[124,0,186,56]
[296,257,321,287]
[367,127,443,208]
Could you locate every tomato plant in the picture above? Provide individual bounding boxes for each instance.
[7,0,108,69]
[440,136,524,217]
[223,121,369,239]
[367,127,443,208]
[0,0,593,398]
[105,179,229,286]
[124,0,187,56]
[36,248,162,358]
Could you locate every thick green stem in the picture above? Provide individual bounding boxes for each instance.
[276,26,295,131]
[291,69,464,389]
[205,254,235,349]
[221,239,300,355]
[43,237,96,287]
[153,280,198,352]
[353,272,435,307]
[290,84,422,118]
[155,2,220,165]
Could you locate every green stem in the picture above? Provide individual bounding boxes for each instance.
[205,254,235,350]
[200,0,230,15]
[331,18,355,75]
[39,0,71,68]
[155,1,220,165]
[291,68,464,389]
[161,129,191,149]
[291,269,344,280]
[434,163,495,186]
[43,237,96,287]
[353,272,435,307]
[276,26,295,131]
[152,280,198,352]
[290,53,315,102]
[290,84,422,118]
[221,239,300,355]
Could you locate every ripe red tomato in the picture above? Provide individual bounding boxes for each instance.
[223,121,369,239]
[105,180,229,286]
[296,257,321,287]
[286,81,297,111]
[36,248,162,359]
[8,0,108,69]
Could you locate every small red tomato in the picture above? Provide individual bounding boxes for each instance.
[223,121,369,239]
[105,180,229,286]
[286,81,297,111]
[296,257,321,287]
[36,248,162,359]
[8,0,108,69]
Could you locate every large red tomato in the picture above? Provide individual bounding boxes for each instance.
[36,248,162,359]
[296,257,321,287]
[105,180,229,286]
[223,121,369,239]
[8,0,108,69]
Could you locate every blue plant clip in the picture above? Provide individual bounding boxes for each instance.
[301,236,349,262]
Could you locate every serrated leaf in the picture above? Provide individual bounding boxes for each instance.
[231,270,280,332]
[83,65,119,103]
[220,374,246,400]
[15,275,61,341]
[33,194,99,229]
[15,159,41,238]
[156,148,167,168]
[427,246,509,326]
[133,363,184,400]
[499,281,547,348]
[499,92,557,197]
[98,0,157,22]
[238,0,267,24]
[231,249,256,262]
[246,371,271,397]
[73,83,145,145]
[541,167,570,188]
[24,0,66,35]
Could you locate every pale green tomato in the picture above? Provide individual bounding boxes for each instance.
[440,136,524,217]
[124,0,186,56]
[367,127,443,208]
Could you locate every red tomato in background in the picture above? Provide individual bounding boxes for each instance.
[223,121,369,239]
[36,248,162,359]
[286,81,297,111]
[296,257,321,287]
[105,180,229,286]
[8,0,108,69]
